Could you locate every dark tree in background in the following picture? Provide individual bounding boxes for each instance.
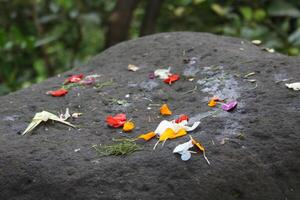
[105,0,164,47]
[105,0,140,48]
[140,0,164,36]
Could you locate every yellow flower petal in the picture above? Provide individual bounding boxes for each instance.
[191,137,210,165]
[208,99,217,107]
[169,128,187,139]
[123,121,135,132]
[160,104,172,115]
[159,128,175,141]
[138,131,156,141]
[192,139,205,152]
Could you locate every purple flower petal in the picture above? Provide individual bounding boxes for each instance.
[222,101,238,111]
[81,77,95,85]
[149,72,155,79]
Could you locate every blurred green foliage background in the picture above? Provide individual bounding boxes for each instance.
[1,0,300,95]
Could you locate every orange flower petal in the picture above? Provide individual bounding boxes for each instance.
[123,121,135,132]
[191,138,205,152]
[208,99,217,107]
[138,131,156,141]
[191,136,210,165]
[160,104,172,115]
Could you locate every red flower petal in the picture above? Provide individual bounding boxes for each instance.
[175,115,189,123]
[47,89,68,97]
[106,113,127,128]
[65,74,84,84]
[164,74,180,85]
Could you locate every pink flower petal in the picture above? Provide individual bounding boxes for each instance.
[222,101,238,111]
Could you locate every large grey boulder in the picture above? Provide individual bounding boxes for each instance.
[0,32,299,200]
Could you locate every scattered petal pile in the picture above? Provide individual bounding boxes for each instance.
[153,119,200,149]
[46,73,102,97]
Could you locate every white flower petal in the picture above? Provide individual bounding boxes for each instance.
[286,82,300,91]
[181,151,192,161]
[173,139,193,153]
[154,67,171,79]
[154,120,200,136]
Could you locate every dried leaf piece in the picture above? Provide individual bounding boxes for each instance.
[251,40,262,45]
[263,47,275,53]
[138,131,156,141]
[154,67,171,79]
[47,89,68,97]
[285,82,300,91]
[123,121,135,132]
[160,104,172,116]
[175,115,189,123]
[221,101,238,111]
[106,113,127,128]
[72,112,82,118]
[190,135,210,165]
[244,72,256,78]
[22,111,76,135]
[64,74,84,84]
[128,64,139,72]
[164,74,180,85]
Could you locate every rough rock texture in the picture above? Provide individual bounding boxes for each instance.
[0,32,299,200]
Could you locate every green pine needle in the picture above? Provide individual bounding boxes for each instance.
[93,138,141,156]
